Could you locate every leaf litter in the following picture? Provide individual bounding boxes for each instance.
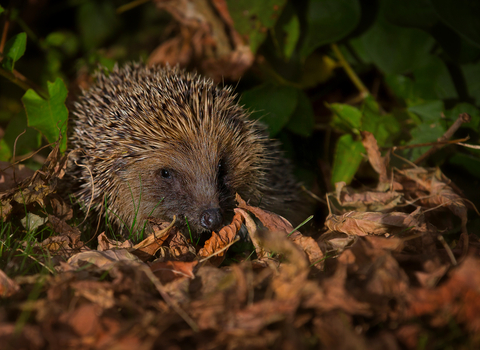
[0,133,479,349]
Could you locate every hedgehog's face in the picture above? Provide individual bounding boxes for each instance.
[117,143,240,235]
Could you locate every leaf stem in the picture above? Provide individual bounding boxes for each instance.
[0,66,49,99]
[331,43,369,98]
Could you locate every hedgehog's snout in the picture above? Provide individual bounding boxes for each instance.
[200,208,223,231]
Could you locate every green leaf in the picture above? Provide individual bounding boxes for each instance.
[241,84,298,136]
[385,74,420,104]
[413,56,458,100]
[331,134,364,185]
[282,14,300,59]
[406,100,446,160]
[0,139,11,162]
[286,90,315,137]
[430,0,480,48]
[2,32,27,72]
[0,6,4,15]
[22,78,69,152]
[329,103,362,134]
[226,0,287,54]
[350,14,435,74]
[301,0,361,58]
[408,100,444,122]
[361,96,401,147]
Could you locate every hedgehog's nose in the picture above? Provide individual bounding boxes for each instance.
[200,208,223,231]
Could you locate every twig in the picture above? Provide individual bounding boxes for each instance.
[140,264,199,332]
[414,113,471,165]
[391,136,469,151]
[12,129,26,183]
[437,235,457,266]
[330,43,369,98]
[0,66,49,99]
[0,16,10,53]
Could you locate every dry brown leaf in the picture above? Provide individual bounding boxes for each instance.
[362,131,389,186]
[163,230,197,261]
[70,280,115,309]
[67,250,142,269]
[397,168,468,231]
[334,181,403,212]
[197,211,243,266]
[132,217,177,259]
[325,210,421,236]
[0,145,69,222]
[236,194,324,267]
[229,300,298,332]
[405,255,480,333]
[97,232,134,251]
[150,260,198,284]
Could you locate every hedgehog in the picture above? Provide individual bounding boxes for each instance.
[70,63,306,237]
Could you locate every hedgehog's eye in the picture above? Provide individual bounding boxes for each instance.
[217,159,227,186]
[160,169,172,179]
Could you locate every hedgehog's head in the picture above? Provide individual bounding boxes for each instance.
[115,119,268,235]
[96,67,272,234]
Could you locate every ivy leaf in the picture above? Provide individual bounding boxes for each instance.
[331,134,365,185]
[2,33,27,72]
[286,90,315,137]
[241,84,298,136]
[22,78,69,152]
[227,0,287,54]
[301,0,361,58]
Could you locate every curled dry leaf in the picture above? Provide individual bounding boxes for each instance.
[334,181,403,212]
[325,210,422,236]
[197,210,243,266]
[236,194,324,268]
[159,229,197,262]
[396,167,468,232]
[67,249,142,270]
[361,131,389,187]
[132,217,177,259]
[97,232,133,251]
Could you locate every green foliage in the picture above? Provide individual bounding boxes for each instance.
[0,0,479,189]
[226,0,287,54]
[331,134,364,185]
[241,84,298,136]
[2,32,26,72]
[22,79,69,152]
[301,0,360,58]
